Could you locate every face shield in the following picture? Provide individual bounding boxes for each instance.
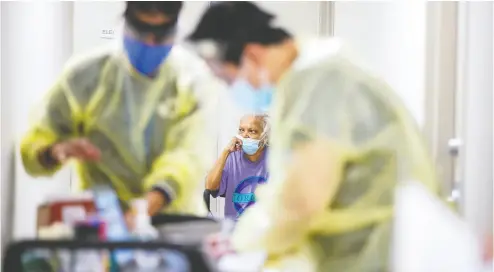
[191,40,274,115]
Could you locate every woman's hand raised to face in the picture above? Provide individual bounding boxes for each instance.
[225,137,242,154]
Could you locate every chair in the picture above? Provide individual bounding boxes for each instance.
[203,189,225,216]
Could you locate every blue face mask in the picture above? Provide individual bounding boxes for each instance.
[123,37,173,76]
[241,137,261,155]
[230,79,274,113]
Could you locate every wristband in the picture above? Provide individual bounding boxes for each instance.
[150,182,177,207]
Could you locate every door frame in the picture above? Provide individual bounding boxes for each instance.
[424,2,493,235]
[456,2,493,234]
[423,2,459,200]
[318,1,335,37]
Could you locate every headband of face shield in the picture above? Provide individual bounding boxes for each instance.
[125,15,178,43]
[194,40,274,114]
[123,19,177,76]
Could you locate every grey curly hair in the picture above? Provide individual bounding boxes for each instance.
[258,114,270,147]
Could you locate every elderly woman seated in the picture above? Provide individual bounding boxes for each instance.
[205,114,270,221]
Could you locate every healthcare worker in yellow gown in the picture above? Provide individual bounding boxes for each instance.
[21,1,218,217]
[188,2,440,271]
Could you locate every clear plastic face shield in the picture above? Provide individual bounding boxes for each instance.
[191,40,274,116]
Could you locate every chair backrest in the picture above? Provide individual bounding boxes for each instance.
[203,189,225,215]
[203,189,212,213]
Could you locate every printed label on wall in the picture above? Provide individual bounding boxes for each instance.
[100,29,116,39]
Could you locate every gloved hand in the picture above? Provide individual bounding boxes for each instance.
[50,138,101,163]
[146,190,167,216]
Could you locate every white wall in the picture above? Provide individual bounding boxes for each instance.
[72,1,125,55]
[259,1,321,36]
[72,1,211,55]
[333,2,427,126]
[1,2,74,239]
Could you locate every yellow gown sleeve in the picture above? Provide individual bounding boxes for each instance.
[20,77,78,177]
[142,111,205,210]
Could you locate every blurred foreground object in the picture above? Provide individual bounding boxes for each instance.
[393,181,484,272]
[36,192,95,231]
[37,222,74,240]
[3,240,215,272]
[484,235,493,262]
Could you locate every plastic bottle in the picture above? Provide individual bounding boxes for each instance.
[131,199,161,270]
[132,199,158,238]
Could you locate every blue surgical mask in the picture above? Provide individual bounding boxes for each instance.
[123,37,173,76]
[230,78,274,113]
[240,137,261,155]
